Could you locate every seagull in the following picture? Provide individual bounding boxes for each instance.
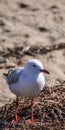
[3,59,49,123]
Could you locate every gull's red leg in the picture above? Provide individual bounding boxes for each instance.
[27,97,35,123]
[11,97,20,123]
[31,97,34,121]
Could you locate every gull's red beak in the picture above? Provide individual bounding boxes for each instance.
[40,69,50,74]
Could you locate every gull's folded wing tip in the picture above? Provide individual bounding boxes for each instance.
[3,73,8,83]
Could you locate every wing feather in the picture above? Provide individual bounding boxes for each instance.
[3,68,23,85]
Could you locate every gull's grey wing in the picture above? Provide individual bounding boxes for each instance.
[4,68,23,85]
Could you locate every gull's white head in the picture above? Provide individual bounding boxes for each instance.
[24,59,49,75]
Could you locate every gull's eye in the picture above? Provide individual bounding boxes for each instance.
[33,64,36,67]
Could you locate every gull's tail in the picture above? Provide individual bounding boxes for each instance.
[3,69,12,84]
[3,73,8,84]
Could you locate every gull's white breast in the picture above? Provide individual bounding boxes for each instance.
[9,73,45,97]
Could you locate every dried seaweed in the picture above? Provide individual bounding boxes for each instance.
[0,83,65,130]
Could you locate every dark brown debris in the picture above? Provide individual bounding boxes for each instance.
[18,2,29,9]
[0,43,65,69]
[0,43,65,59]
[38,26,49,32]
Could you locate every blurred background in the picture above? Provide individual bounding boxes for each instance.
[0,0,65,107]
